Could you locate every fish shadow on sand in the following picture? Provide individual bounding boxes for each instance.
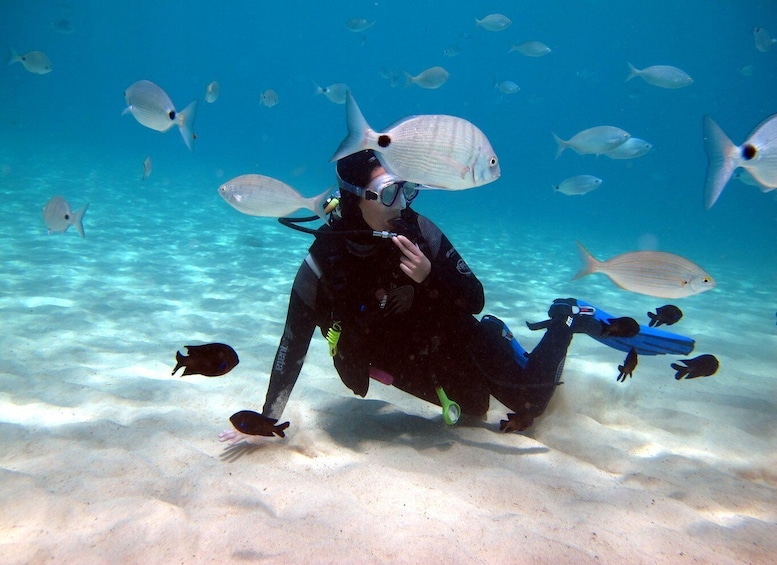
[317,398,549,457]
[219,441,263,463]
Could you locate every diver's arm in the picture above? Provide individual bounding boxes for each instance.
[261,289,317,420]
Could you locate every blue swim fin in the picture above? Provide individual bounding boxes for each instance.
[576,299,695,356]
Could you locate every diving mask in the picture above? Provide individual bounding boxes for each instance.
[338,172,419,207]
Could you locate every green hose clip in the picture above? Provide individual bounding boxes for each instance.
[435,386,461,426]
[326,322,342,357]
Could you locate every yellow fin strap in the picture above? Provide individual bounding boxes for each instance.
[326,322,342,357]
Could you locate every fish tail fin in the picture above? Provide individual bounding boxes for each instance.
[274,421,290,438]
[310,187,334,225]
[552,132,568,159]
[177,99,199,151]
[671,362,688,380]
[173,351,185,376]
[311,80,323,96]
[72,203,88,238]
[329,90,373,162]
[702,115,738,210]
[402,71,414,88]
[7,46,19,66]
[647,312,658,327]
[625,62,639,82]
[572,241,599,280]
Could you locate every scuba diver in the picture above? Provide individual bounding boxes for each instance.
[219,149,694,444]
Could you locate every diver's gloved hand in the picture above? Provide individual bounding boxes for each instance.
[527,298,639,338]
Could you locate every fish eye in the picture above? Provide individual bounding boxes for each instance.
[168,110,176,120]
[489,156,498,167]
[742,144,757,160]
[702,277,711,283]
[64,214,70,220]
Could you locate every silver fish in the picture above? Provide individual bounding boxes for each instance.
[345,17,374,32]
[404,66,449,89]
[142,156,152,180]
[8,49,52,74]
[626,63,693,89]
[42,196,88,238]
[494,80,520,94]
[218,174,331,223]
[553,126,630,158]
[122,80,198,151]
[205,81,220,103]
[51,19,74,34]
[330,91,500,190]
[574,242,716,299]
[475,14,511,32]
[508,41,551,57]
[313,82,348,104]
[753,26,776,52]
[702,114,777,209]
[553,175,602,196]
[260,89,279,108]
[604,137,652,160]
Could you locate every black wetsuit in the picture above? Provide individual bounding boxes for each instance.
[262,208,573,429]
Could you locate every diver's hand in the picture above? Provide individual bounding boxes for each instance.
[219,428,257,446]
[393,234,431,283]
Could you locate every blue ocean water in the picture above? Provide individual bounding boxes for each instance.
[1,1,776,562]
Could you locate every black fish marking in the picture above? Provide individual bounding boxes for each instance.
[378,134,391,147]
[172,342,239,377]
[617,347,638,382]
[742,144,757,160]
[672,354,719,380]
[230,410,290,437]
[648,304,683,327]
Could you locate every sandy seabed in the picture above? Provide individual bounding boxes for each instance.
[1,154,776,564]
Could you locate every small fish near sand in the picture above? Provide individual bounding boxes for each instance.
[218,174,331,223]
[123,80,198,151]
[331,91,500,190]
[141,156,152,180]
[574,242,716,299]
[230,410,290,437]
[648,305,683,327]
[173,343,239,377]
[702,114,777,209]
[671,354,719,380]
[42,196,88,237]
[617,347,638,382]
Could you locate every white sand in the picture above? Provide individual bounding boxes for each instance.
[1,153,776,564]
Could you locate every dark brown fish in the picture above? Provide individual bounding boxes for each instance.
[172,343,239,377]
[672,354,719,380]
[603,316,640,337]
[617,347,638,382]
[648,304,683,327]
[230,410,290,437]
[499,412,534,433]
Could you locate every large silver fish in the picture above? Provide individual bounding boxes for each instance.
[218,174,331,223]
[553,126,630,158]
[42,196,88,238]
[330,91,500,190]
[702,114,777,209]
[573,242,716,299]
[626,63,693,89]
[122,80,198,151]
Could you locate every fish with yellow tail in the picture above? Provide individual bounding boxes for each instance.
[330,91,500,190]
[573,242,716,299]
[702,114,777,209]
